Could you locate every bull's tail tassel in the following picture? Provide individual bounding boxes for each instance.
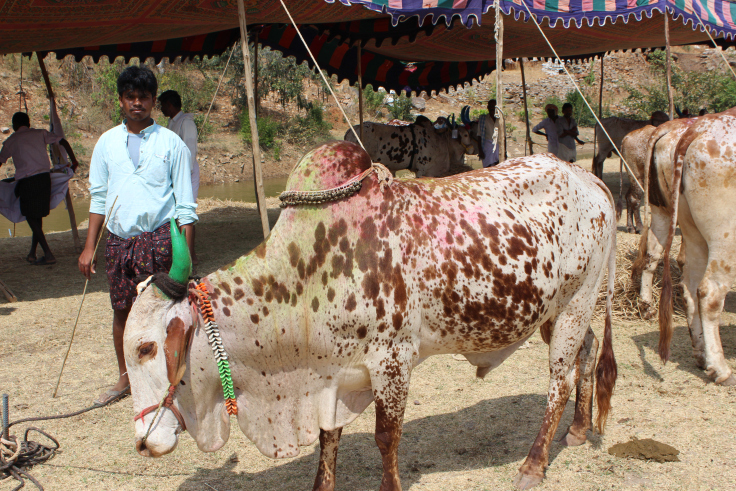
[195,283,238,416]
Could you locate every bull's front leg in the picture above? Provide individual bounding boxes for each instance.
[313,428,343,491]
[369,351,413,491]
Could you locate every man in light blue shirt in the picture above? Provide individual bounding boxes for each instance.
[78,66,197,406]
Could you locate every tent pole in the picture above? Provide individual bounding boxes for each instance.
[254,38,260,117]
[495,0,506,162]
[519,58,531,156]
[237,0,270,238]
[204,43,235,129]
[37,53,82,252]
[358,44,364,141]
[664,11,675,120]
[593,56,604,162]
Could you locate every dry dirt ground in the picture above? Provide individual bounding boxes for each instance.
[2,166,736,491]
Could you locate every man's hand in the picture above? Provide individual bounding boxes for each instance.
[78,246,97,280]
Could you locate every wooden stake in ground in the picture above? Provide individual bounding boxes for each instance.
[664,12,675,120]
[237,0,270,239]
[53,196,118,398]
[254,38,260,117]
[495,1,506,162]
[37,53,82,252]
[0,278,17,303]
[519,58,532,156]
[358,44,364,141]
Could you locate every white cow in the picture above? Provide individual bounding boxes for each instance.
[633,109,736,385]
[124,142,617,490]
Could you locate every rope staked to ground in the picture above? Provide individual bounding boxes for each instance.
[1,390,129,491]
[519,2,644,193]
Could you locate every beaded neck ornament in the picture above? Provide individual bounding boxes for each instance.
[190,282,237,415]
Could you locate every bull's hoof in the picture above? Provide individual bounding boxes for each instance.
[559,427,587,447]
[693,353,707,370]
[717,374,736,386]
[642,307,656,321]
[626,226,636,234]
[513,471,544,490]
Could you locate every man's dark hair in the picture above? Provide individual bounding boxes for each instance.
[562,102,573,111]
[117,66,158,97]
[12,112,30,128]
[158,90,182,109]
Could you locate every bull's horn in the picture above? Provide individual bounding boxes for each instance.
[169,218,192,285]
[461,106,470,125]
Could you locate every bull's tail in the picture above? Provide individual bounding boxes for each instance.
[595,211,618,434]
[658,127,697,363]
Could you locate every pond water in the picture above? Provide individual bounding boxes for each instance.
[0,177,289,238]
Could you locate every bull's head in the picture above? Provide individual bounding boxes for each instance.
[124,220,230,458]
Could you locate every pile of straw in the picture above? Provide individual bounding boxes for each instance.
[594,232,685,321]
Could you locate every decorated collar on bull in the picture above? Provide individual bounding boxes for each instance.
[133,218,236,441]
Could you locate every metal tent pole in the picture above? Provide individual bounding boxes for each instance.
[37,54,82,252]
[237,0,270,238]
[495,0,506,162]
[519,58,532,156]
[664,11,675,120]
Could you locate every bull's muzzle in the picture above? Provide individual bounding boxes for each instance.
[135,435,177,458]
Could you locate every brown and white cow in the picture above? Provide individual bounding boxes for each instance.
[593,112,669,233]
[344,121,479,177]
[124,141,617,490]
[632,109,736,385]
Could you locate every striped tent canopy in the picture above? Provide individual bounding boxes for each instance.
[6,0,736,92]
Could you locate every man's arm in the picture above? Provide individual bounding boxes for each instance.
[181,119,198,162]
[170,141,197,226]
[58,138,79,172]
[78,213,105,280]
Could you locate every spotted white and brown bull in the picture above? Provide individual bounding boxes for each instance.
[592,112,669,233]
[124,141,617,490]
[344,121,479,177]
[631,109,736,385]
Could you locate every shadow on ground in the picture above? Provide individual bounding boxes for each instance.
[632,324,736,382]
[178,395,588,491]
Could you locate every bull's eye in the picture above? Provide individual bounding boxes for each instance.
[138,341,157,360]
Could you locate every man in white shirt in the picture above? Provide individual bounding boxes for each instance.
[556,102,585,163]
[159,90,200,264]
[477,98,501,167]
[532,104,560,157]
[0,112,79,265]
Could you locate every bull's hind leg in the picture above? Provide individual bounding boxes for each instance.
[313,428,343,491]
[369,349,414,491]
[637,206,670,318]
[560,327,599,447]
[514,307,593,489]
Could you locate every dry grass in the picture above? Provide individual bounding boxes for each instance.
[595,232,686,322]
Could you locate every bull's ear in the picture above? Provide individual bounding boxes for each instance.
[164,317,193,386]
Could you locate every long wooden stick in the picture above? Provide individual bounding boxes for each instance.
[37,53,82,251]
[495,0,506,162]
[254,39,260,117]
[203,44,235,129]
[0,278,17,303]
[53,196,118,398]
[519,59,532,156]
[237,0,270,239]
[664,12,675,120]
[358,44,364,141]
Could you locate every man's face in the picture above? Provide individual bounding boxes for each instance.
[160,100,177,118]
[120,90,155,123]
[487,100,496,115]
[546,109,556,119]
[563,106,573,118]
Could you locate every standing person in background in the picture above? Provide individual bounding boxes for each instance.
[0,112,79,265]
[159,89,200,265]
[556,102,584,163]
[477,98,501,167]
[532,104,560,157]
[78,66,196,406]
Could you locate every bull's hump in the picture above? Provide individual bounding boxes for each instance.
[285,141,372,193]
